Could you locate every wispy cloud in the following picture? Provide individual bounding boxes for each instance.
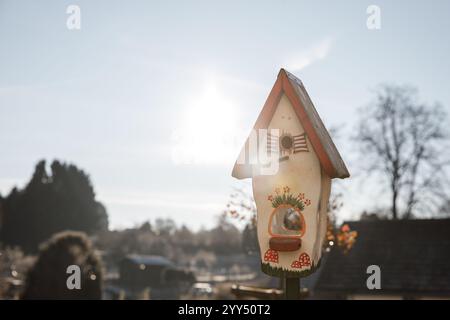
[97,190,228,230]
[99,191,225,212]
[285,37,334,72]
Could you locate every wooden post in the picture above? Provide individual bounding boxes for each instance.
[284,277,300,300]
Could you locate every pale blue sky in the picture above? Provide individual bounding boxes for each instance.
[1,1,449,229]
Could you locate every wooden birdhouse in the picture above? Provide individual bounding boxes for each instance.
[232,69,349,278]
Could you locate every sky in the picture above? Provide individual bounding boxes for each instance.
[1,0,449,230]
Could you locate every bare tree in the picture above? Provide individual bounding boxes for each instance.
[355,85,449,219]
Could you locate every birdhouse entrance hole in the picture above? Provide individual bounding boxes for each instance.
[268,205,304,252]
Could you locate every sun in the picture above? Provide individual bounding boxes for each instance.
[171,82,242,166]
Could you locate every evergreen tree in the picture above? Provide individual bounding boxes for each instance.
[0,160,108,252]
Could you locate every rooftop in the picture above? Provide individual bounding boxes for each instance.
[315,219,450,296]
[122,254,175,268]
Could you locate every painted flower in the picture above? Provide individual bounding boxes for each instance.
[298,193,305,200]
[305,199,311,206]
[267,195,273,201]
[341,224,350,232]
[283,186,290,193]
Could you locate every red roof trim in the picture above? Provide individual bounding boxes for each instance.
[249,69,337,177]
[279,71,337,178]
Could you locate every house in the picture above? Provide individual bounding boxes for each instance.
[231,69,349,277]
[117,254,195,299]
[312,219,450,299]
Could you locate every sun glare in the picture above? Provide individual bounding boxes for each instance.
[172,82,243,166]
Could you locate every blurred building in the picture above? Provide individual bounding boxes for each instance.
[114,254,195,299]
[312,219,450,299]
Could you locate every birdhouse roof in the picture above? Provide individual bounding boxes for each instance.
[232,68,350,179]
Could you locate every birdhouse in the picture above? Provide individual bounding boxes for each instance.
[232,69,349,278]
